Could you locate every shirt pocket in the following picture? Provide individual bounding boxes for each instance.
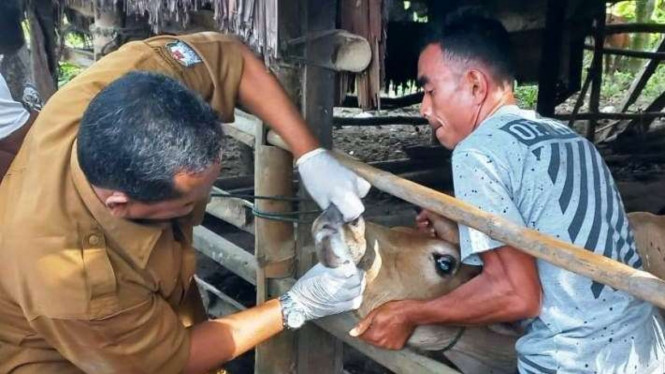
[80,230,120,318]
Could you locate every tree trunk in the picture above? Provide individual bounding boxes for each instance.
[630,0,657,72]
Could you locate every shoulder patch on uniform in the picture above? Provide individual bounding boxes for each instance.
[166,40,202,67]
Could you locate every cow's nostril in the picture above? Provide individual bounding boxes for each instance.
[433,254,457,276]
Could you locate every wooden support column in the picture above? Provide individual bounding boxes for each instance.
[294,0,343,373]
[254,1,300,373]
[254,142,296,374]
[587,4,605,142]
[536,0,567,117]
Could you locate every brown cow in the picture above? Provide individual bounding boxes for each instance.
[604,13,631,73]
[312,207,665,373]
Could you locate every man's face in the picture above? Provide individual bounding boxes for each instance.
[124,162,221,222]
[418,43,478,149]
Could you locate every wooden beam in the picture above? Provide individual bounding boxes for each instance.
[340,92,424,109]
[536,0,568,117]
[286,30,372,72]
[583,44,665,60]
[599,23,665,35]
[266,131,665,310]
[272,279,460,374]
[567,68,593,127]
[556,112,665,121]
[587,5,605,142]
[193,226,258,285]
[315,314,460,374]
[334,115,428,126]
[62,47,95,68]
[194,275,246,317]
[206,187,255,234]
[619,37,665,113]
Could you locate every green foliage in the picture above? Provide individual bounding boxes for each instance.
[57,61,83,88]
[515,83,539,109]
[600,70,634,102]
[642,63,665,101]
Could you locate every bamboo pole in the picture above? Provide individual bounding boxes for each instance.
[266,131,665,310]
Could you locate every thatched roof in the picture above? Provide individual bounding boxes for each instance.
[65,0,278,56]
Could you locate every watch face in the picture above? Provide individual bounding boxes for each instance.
[287,311,306,328]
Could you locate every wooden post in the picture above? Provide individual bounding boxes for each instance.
[253,1,301,373]
[587,4,605,142]
[92,1,123,60]
[293,0,344,373]
[536,0,567,117]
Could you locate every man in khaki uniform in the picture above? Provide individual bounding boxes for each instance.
[0,32,367,373]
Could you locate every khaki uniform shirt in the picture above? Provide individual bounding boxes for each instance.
[0,32,244,373]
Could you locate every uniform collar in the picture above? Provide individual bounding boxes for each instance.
[70,141,163,269]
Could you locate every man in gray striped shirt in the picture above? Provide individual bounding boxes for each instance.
[352,11,665,373]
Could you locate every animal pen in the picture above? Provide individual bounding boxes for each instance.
[8,0,665,372]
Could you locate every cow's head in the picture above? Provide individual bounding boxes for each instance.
[312,205,479,317]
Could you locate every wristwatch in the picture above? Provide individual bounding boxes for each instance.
[279,293,306,330]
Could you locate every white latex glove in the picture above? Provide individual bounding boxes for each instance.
[286,263,365,321]
[297,148,371,221]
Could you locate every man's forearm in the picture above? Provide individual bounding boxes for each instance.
[405,270,533,326]
[405,248,541,326]
[184,299,284,374]
[237,47,319,159]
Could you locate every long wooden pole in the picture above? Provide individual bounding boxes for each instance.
[266,131,665,309]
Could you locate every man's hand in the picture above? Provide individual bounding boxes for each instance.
[286,263,365,321]
[297,148,371,221]
[349,300,416,350]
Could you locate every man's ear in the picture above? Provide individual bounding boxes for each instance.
[465,69,489,105]
[104,191,130,217]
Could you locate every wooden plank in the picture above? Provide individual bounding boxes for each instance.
[194,275,246,317]
[315,314,460,374]
[193,226,257,285]
[62,47,95,68]
[221,123,255,148]
[272,279,459,374]
[266,131,665,310]
[206,187,255,234]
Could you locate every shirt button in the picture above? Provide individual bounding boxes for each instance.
[88,234,101,246]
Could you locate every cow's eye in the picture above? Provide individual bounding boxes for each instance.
[349,217,360,226]
[432,254,457,276]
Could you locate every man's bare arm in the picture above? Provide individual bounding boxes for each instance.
[184,299,283,374]
[236,45,318,159]
[408,246,541,326]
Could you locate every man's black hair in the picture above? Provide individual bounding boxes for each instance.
[427,8,515,84]
[0,0,25,55]
[78,71,223,202]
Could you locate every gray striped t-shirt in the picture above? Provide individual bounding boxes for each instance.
[453,105,665,373]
